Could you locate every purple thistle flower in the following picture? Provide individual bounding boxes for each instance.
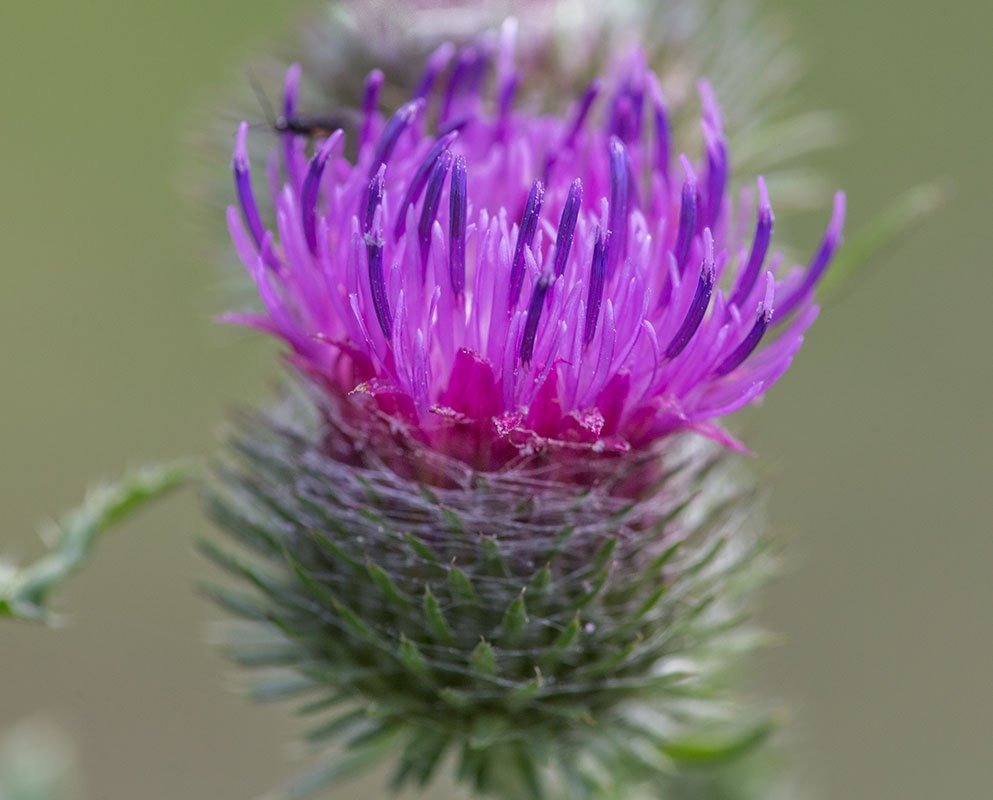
[227,41,844,466]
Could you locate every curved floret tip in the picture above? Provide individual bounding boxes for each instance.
[729,176,774,310]
[774,190,846,321]
[226,43,844,465]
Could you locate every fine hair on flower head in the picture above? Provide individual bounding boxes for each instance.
[226,20,845,469]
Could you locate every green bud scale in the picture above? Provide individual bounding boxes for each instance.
[202,384,774,800]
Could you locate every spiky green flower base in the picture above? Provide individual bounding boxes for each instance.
[202,383,776,799]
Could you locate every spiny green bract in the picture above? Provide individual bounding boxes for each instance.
[201,389,774,800]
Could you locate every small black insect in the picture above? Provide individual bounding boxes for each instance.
[247,67,359,139]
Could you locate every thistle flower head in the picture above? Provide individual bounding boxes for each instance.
[227,26,845,468]
[209,17,848,799]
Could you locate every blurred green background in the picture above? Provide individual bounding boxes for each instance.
[1,1,990,799]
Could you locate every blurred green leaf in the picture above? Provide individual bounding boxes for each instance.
[659,714,781,766]
[0,460,198,624]
[0,720,77,800]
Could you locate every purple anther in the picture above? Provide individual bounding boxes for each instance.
[698,79,723,128]
[414,42,456,99]
[584,226,609,345]
[552,179,583,277]
[702,120,727,228]
[716,272,775,375]
[496,19,518,131]
[497,72,519,127]
[441,46,487,122]
[698,81,727,227]
[364,167,384,235]
[360,69,384,146]
[665,229,716,359]
[659,162,699,307]
[773,191,846,321]
[606,136,630,277]
[280,63,302,185]
[233,121,266,249]
[674,157,699,274]
[544,80,601,183]
[281,63,301,120]
[301,130,343,255]
[417,149,453,280]
[565,80,602,149]
[608,77,645,145]
[369,99,424,177]
[508,180,545,306]
[728,176,774,310]
[394,131,458,239]
[646,71,670,176]
[449,154,468,296]
[364,173,392,340]
[437,114,473,137]
[520,271,553,365]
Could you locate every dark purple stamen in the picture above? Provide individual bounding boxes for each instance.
[665,230,715,359]
[364,173,392,341]
[520,271,553,365]
[413,42,456,99]
[773,191,846,322]
[280,64,302,187]
[394,131,458,239]
[359,69,384,147]
[606,137,630,277]
[552,179,583,277]
[369,99,424,177]
[728,177,774,310]
[508,180,544,306]
[543,80,601,182]
[566,80,602,148]
[716,304,772,375]
[674,172,698,274]
[449,155,468,296]
[496,72,519,136]
[646,72,670,176]
[584,227,608,346]
[437,114,473,137]
[417,150,453,280]
[608,80,645,145]
[301,132,341,256]
[703,122,727,228]
[233,122,266,249]
[441,46,487,123]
